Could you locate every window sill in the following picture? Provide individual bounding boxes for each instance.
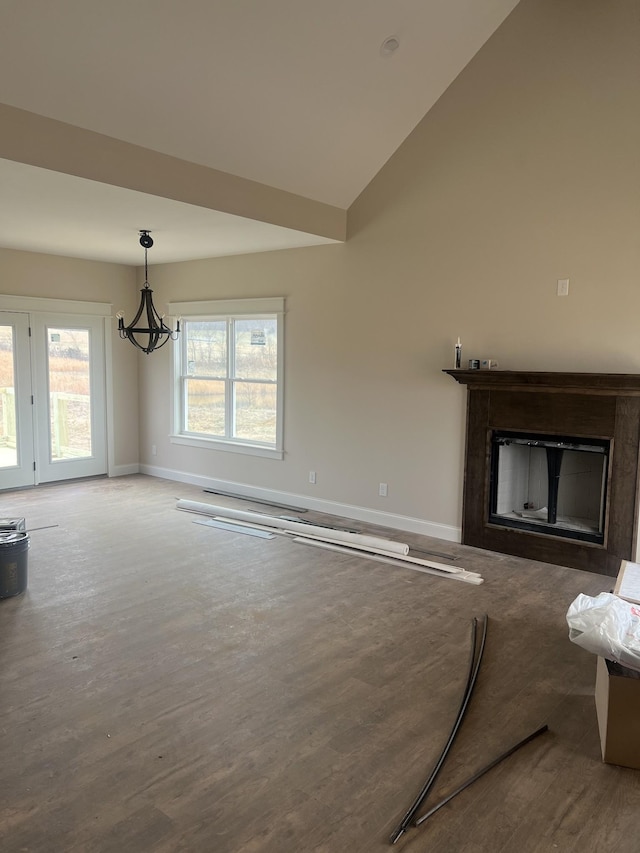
[170,433,284,460]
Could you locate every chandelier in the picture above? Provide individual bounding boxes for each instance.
[117,230,180,354]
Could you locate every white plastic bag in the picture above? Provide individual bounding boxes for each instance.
[566,592,640,672]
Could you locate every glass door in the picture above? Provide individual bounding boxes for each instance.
[0,312,36,489]
[33,314,107,483]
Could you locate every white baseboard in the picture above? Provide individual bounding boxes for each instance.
[137,463,461,543]
[110,463,140,477]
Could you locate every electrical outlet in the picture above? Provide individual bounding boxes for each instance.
[379,482,388,497]
[151,444,157,456]
[557,278,569,296]
[309,471,316,485]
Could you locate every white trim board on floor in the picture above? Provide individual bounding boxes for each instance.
[176,498,481,585]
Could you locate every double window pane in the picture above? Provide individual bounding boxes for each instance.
[183,317,277,445]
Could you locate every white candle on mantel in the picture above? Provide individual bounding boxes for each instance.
[455,337,462,369]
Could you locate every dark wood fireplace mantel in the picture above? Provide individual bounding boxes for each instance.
[444,369,640,395]
[445,370,640,575]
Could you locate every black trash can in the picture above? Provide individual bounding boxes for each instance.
[0,531,29,599]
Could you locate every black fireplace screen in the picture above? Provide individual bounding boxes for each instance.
[489,430,610,544]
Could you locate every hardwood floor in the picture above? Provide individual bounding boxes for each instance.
[0,475,637,852]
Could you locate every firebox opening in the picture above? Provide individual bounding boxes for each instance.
[489,430,610,545]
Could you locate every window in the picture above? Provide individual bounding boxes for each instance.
[170,297,284,459]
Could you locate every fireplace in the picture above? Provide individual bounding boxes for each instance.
[489,430,609,544]
[444,370,640,575]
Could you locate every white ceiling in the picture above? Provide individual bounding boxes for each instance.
[0,0,519,265]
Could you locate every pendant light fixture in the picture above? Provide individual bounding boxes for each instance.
[117,230,180,354]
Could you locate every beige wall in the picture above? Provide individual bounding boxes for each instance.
[140,0,640,537]
[3,0,639,540]
[0,247,140,470]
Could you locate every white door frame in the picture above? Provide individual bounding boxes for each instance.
[0,294,114,485]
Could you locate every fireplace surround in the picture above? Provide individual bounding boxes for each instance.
[444,370,640,575]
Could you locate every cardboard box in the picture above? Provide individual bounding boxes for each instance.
[614,560,640,605]
[594,656,640,769]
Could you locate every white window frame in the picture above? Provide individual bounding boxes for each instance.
[169,297,284,459]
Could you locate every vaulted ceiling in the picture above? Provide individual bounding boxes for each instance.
[0,0,519,264]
